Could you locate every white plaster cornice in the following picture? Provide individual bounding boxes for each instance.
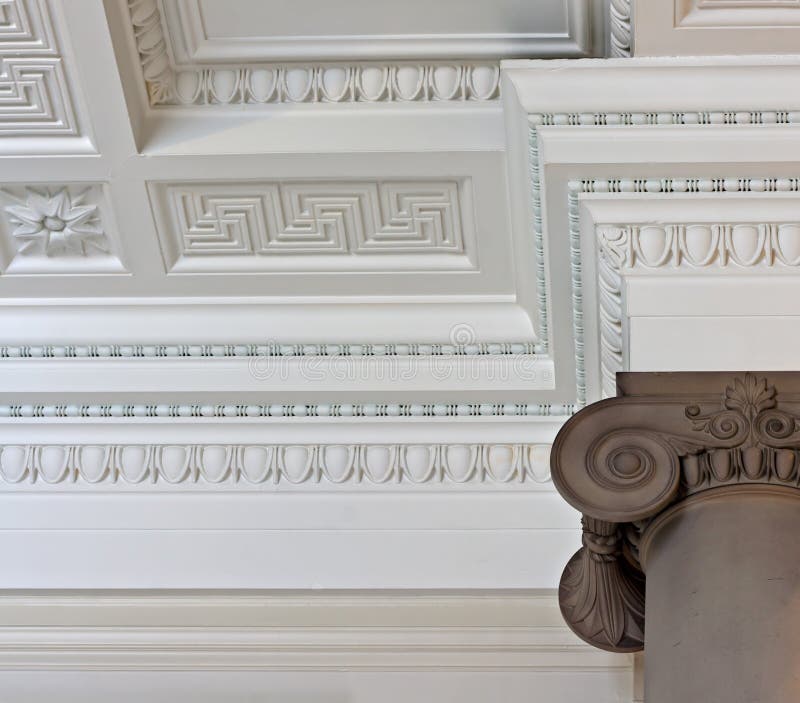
[0,442,552,488]
[503,56,800,115]
[503,57,800,405]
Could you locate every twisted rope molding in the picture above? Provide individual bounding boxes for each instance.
[0,402,577,419]
[568,178,800,401]
[608,0,632,58]
[0,443,552,486]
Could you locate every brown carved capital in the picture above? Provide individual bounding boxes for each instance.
[551,372,800,652]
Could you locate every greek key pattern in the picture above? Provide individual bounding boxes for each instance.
[0,0,77,136]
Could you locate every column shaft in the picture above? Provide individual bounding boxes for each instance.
[641,485,800,703]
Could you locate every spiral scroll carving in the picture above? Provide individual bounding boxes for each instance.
[554,428,681,523]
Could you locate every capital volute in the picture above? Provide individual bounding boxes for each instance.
[551,372,800,653]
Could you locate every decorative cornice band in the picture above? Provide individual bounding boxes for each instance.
[528,122,800,361]
[570,176,800,194]
[562,176,800,401]
[526,116,800,374]
[530,111,800,126]
[598,222,800,270]
[126,1,500,105]
[0,443,552,486]
[0,341,544,358]
[165,64,502,105]
[0,402,577,419]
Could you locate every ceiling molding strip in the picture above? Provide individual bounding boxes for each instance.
[0,442,553,487]
[0,341,544,358]
[527,108,800,406]
[0,402,577,419]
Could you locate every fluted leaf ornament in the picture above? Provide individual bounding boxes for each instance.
[559,517,645,652]
[725,373,776,417]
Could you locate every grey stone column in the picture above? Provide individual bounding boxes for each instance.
[643,485,800,702]
[551,372,800,703]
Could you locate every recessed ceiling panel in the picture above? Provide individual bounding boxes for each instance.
[162,0,583,62]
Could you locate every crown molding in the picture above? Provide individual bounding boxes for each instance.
[503,57,800,115]
[502,57,800,407]
[571,180,800,398]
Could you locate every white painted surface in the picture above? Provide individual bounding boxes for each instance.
[630,316,800,372]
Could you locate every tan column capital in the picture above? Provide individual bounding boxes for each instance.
[551,372,800,653]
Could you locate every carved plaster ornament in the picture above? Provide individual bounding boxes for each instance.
[4,189,106,256]
[550,372,800,652]
[127,0,500,105]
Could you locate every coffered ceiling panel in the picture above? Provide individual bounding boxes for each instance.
[123,0,597,108]
[169,0,583,60]
[110,0,604,114]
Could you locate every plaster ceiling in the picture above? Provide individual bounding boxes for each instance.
[0,0,610,410]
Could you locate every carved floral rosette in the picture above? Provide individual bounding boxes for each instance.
[550,372,800,652]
